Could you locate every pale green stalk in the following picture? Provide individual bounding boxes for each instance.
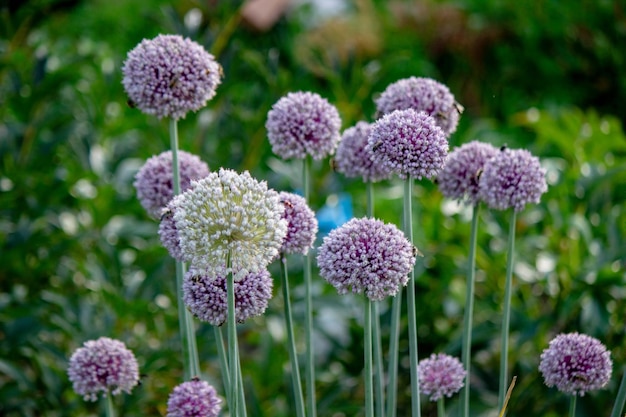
[569,395,577,417]
[437,398,445,417]
[104,391,115,417]
[226,250,241,417]
[459,203,480,417]
[169,118,201,379]
[610,368,626,417]
[497,210,517,414]
[365,296,374,417]
[214,326,231,407]
[386,292,401,417]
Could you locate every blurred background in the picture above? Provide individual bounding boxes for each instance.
[1,0,625,416]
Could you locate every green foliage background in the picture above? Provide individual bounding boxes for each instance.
[1,0,625,416]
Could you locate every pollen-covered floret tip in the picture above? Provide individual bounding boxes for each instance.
[266,91,342,160]
[134,150,210,219]
[317,217,415,301]
[539,332,612,396]
[437,141,498,204]
[334,121,393,182]
[368,109,448,180]
[418,353,466,402]
[67,337,139,402]
[166,379,222,417]
[183,266,273,326]
[278,192,318,255]
[478,147,548,212]
[122,34,222,120]
[375,76,461,136]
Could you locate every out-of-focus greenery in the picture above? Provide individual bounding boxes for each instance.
[1,0,624,416]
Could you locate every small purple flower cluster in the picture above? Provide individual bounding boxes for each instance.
[278,191,318,255]
[334,121,393,182]
[166,378,222,417]
[418,353,466,402]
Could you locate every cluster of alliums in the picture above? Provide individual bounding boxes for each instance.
[166,378,222,417]
[278,191,318,255]
[418,353,466,402]
[317,217,416,301]
[67,337,139,401]
[539,332,612,396]
[122,34,222,120]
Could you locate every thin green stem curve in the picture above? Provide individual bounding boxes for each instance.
[365,297,374,417]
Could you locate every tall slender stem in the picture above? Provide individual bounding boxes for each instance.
[437,398,445,417]
[104,391,115,417]
[386,291,401,417]
[610,368,626,417]
[226,251,240,417]
[170,118,200,379]
[568,395,577,417]
[460,203,480,417]
[280,255,306,417]
[498,210,517,413]
[365,297,374,417]
[404,178,420,417]
[214,326,231,406]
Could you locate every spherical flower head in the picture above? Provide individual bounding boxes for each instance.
[166,378,222,417]
[478,147,548,212]
[539,332,612,396]
[367,109,448,180]
[278,192,318,255]
[317,217,416,301]
[266,91,342,160]
[375,76,461,136]
[334,121,393,182]
[183,267,273,326]
[67,337,139,402]
[122,34,222,120]
[134,150,210,219]
[437,141,498,204]
[418,353,466,402]
[171,168,288,274]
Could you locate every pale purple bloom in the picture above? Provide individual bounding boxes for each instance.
[478,147,547,212]
[122,34,222,119]
[418,353,466,402]
[375,76,461,136]
[539,332,612,396]
[183,267,273,326]
[334,121,393,182]
[437,141,498,204]
[368,109,448,180]
[67,337,139,401]
[158,205,183,261]
[166,378,222,417]
[278,192,318,255]
[266,91,341,160]
[134,150,209,219]
[317,217,416,301]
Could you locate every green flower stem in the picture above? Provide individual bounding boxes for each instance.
[226,251,241,417]
[497,210,517,413]
[214,326,231,406]
[610,368,626,417]
[569,395,577,417]
[280,254,306,417]
[386,291,401,417]
[404,178,421,417]
[104,391,115,417]
[169,118,201,379]
[365,296,374,417]
[437,398,445,417]
[237,355,248,417]
[303,155,317,417]
[460,203,480,417]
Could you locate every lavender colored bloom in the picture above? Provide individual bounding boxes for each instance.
[122,34,222,119]
[334,121,393,182]
[166,378,222,417]
[158,205,183,261]
[183,267,273,326]
[437,141,498,204]
[367,109,448,180]
[478,147,548,212]
[266,91,342,160]
[171,168,288,274]
[539,332,612,396]
[67,337,139,402]
[375,76,461,136]
[278,192,318,255]
[134,150,210,219]
[317,217,416,301]
[418,353,466,402]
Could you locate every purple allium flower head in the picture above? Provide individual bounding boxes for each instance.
[317,217,416,301]
[166,378,222,417]
[375,76,461,136]
[122,34,222,120]
[478,147,548,212]
[183,267,273,326]
[539,332,612,396]
[134,150,210,219]
[266,91,342,160]
[334,121,393,182]
[67,337,139,402]
[367,109,449,180]
[437,141,498,204]
[278,192,318,255]
[158,205,183,261]
[171,168,288,274]
[418,353,466,402]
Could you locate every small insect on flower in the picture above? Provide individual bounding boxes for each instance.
[169,74,180,88]
[372,141,384,152]
[475,168,483,181]
[329,157,338,172]
[160,208,173,221]
[127,99,136,108]
[412,245,424,257]
[281,199,294,209]
[500,144,508,151]
[453,101,465,114]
